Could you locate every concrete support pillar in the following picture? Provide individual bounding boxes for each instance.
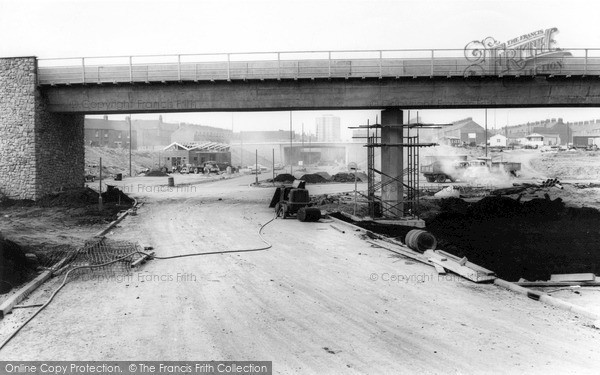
[381,108,403,217]
[0,57,84,200]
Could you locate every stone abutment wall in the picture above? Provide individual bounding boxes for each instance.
[0,57,84,200]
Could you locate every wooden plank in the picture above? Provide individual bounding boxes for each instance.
[431,262,447,275]
[550,273,595,282]
[516,281,600,287]
[435,250,495,275]
[425,250,496,283]
[366,240,430,266]
[0,270,52,319]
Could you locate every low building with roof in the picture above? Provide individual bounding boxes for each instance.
[162,142,231,170]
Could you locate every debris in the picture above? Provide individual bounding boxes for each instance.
[331,173,361,183]
[424,250,496,283]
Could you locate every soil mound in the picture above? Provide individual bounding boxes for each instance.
[0,235,31,294]
[274,174,295,183]
[427,196,600,281]
[299,174,329,184]
[314,171,332,180]
[37,187,99,207]
[145,169,169,177]
[102,186,135,205]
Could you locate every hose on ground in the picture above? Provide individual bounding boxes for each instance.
[0,214,276,352]
[149,215,275,260]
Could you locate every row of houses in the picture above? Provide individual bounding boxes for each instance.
[84,116,232,150]
[419,117,600,148]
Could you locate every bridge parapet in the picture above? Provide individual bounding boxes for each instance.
[37,48,600,85]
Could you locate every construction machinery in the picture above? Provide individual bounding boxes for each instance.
[270,180,321,221]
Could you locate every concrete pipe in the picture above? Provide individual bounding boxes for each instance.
[405,229,437,253]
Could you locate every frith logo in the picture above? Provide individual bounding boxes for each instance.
[464,27,571,75]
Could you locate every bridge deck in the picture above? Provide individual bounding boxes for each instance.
[36,49,600,85]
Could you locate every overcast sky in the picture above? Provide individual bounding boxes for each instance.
[2,0,600,137]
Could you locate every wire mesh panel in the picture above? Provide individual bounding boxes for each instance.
[51,237,143,281]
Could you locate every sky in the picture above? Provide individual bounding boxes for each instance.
[2,0,600,138]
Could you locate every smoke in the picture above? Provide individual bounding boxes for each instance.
[420,145,515,187]
[460,165,513,186]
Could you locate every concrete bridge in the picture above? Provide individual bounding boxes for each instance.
[2,48,600,208]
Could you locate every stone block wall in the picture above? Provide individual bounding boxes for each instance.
[0,57,84,200]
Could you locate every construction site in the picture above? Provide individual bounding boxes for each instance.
[6,0,600,371]
[1,124,600,372]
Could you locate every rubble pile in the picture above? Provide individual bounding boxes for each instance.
[332,173,362,182]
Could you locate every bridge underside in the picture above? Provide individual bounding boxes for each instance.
[3,55,600,203]
[44,76,600,114]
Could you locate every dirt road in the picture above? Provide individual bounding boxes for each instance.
[1,175,599,373]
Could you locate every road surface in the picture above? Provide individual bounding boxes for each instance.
[1,174,599,374]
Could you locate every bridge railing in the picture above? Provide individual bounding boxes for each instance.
[36,48,600,85]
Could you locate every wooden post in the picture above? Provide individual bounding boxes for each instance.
[99,157,103,210]
[255,149,259,185]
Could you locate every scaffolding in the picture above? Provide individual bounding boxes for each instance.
[351,118,441,219]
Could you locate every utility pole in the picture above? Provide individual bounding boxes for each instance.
[99,157,103,210]
[301,122,304,166]
[255,149,258,185]
[485,108,488,157]
[289,111,293,175]
[127,116,132,177]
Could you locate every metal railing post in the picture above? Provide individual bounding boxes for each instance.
[81,57,85,84]
[177,55,181,81]
[379,50,383,78]
[227,53,231,81]
[129,56,133,82]
[430,50,434,76]
[584,49,588,75]
[277,52,281,80]
[328,51,331,78]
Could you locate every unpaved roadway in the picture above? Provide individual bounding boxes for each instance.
[1,174,599,374]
